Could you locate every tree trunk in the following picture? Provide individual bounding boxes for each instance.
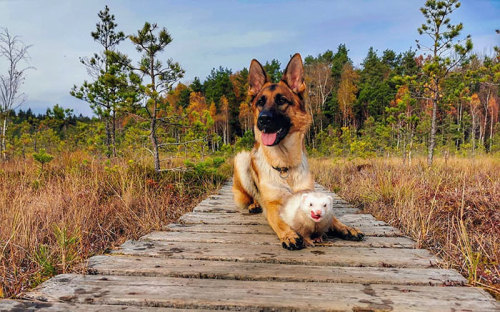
[112,109,117,157]
[148,48,161,172]
[34,132,37,152]
[150,110,160,172]
[479,115,485,147]
[490,106,494,151]
[427,97,437,166]
[471,111,476,155]
[409,126,414,166]
[104,117,112,157]
[481,90,490,147]
[1,117,7,160]
[457,100,462,148]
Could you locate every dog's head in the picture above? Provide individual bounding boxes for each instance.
[248,53,312,146]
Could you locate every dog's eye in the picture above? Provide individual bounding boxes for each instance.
[257,96,266,107]
[275,94,289,106]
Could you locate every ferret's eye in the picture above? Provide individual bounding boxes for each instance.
[323,204,327,207]
[309,203,312,207]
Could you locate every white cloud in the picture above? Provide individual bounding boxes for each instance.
[0,0,497,115]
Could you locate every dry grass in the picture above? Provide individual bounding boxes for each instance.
[0,151,229,298]
[310,156,499,298]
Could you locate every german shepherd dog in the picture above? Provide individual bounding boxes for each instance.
[232,53,364,250]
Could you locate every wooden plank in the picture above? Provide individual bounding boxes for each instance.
[193,205,239,213]
[24,274,498,312]
[88,255,466,286]
[195,200,354,207]
[166,223,402,237]
[181,212,380,225]
[180,212,375,223]
[113,240,440,268]
[0,300,193,311]
[140,231,416,248]
[193,201,360,214]
[193,203,356,213]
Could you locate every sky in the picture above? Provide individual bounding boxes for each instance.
[0,0,498,116]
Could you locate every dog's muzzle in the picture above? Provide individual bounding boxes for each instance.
[257,110,274,131]
[257,109,291,146]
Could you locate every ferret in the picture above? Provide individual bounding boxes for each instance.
[280,192,334,246]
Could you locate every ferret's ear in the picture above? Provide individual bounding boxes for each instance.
[327,195,333,205]
[301,194,308,203]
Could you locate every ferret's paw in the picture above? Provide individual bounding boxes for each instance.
[302,237,315,247]
[313,236,323,243]
[328,226,365,241]
[248,202,262,214]
[280,231,305,250]
[305,241,315,247]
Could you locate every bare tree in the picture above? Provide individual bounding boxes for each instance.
[305,59,333,134]
[0,28,33,159]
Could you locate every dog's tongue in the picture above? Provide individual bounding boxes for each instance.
[261,132,277,146]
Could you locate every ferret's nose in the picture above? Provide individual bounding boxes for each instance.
[314,210,322,216]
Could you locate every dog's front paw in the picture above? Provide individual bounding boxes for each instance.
[280,231,305,250]
[248,202,262,214]
[327,226,364,241]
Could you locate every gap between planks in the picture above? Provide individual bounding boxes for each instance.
[112,240,440,268]
[87,255,466,286]
[141,231,415,248]
[23,274,498,312]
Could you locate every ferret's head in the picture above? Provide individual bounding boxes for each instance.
[300,193,333,223]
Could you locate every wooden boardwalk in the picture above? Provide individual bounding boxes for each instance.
[2,180,498,311]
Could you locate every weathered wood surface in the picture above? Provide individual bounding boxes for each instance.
[141,231,416,248]
[166,223,403,236]
[6,179,496,311]
[0,300,187,311]
[21,274,497,312]
[88,255,464,285]
[112,240,439,268]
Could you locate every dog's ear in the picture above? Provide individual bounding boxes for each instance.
[249,59,268,97]
[282,53,305,94]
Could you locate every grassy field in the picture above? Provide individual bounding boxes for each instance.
[1,153,498,299]
[0,151,230,298]
[310,156,499,298]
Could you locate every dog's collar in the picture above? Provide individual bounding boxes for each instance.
[272,166,290,179]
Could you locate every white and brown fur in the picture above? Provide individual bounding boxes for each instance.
[232,53,363,250]
[280,192,334,246]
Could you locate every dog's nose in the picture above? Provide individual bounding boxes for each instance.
[257,110,274,130]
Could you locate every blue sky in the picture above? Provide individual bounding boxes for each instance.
[1,0,498,116]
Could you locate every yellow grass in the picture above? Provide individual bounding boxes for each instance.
[0,151,229,298]
[310,156,500,298]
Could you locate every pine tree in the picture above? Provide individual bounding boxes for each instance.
[357,48,394,127]
[416,0,472,165]
[263,59,282,83]
[129,22,184,171]
[70,5,131,157]
[329,45,350,120]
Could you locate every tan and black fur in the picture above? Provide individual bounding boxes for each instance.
[232,53,363,249]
